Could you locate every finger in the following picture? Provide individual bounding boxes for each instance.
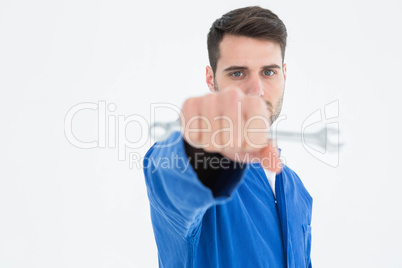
[182,97,201,147]
[211,108,228,151]
[200,94,216,152]
[222,89,244,151]
[241,96,270,152]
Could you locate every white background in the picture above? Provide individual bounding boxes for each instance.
[1,0,401,267]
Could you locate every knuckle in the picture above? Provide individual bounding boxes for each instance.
[182,98,195,113]
[225,88,243,104]
[204,93,216,106]
[244,96,265,109]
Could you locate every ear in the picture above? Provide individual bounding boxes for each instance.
[206,66,215,92]
[282,63,287,81]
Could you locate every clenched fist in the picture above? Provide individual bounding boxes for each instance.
[180,88,282,172]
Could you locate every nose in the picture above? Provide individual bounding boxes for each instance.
[245,75,264,97]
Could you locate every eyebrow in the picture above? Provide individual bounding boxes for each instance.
[223,64,282,72]
[262,64,282,70]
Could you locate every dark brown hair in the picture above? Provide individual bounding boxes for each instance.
[207,6,287,74]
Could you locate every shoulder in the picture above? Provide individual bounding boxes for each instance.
[144,131,186,164]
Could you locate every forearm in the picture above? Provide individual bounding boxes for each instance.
[183,138,247,198]
[144,132,247,237]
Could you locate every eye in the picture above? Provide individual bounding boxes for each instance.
[231,71,243,78]
[263,70,275,76]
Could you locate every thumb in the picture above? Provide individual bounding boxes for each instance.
[253,141,283,173]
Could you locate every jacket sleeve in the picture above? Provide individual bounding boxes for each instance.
[143,131,247,238]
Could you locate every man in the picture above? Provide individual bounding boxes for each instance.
[144,6,312,267]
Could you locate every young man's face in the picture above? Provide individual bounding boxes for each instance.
[206,34,287,123]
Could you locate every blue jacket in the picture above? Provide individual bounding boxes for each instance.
[143,132,313,267]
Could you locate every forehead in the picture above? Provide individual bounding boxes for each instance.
[217,34,282,69]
